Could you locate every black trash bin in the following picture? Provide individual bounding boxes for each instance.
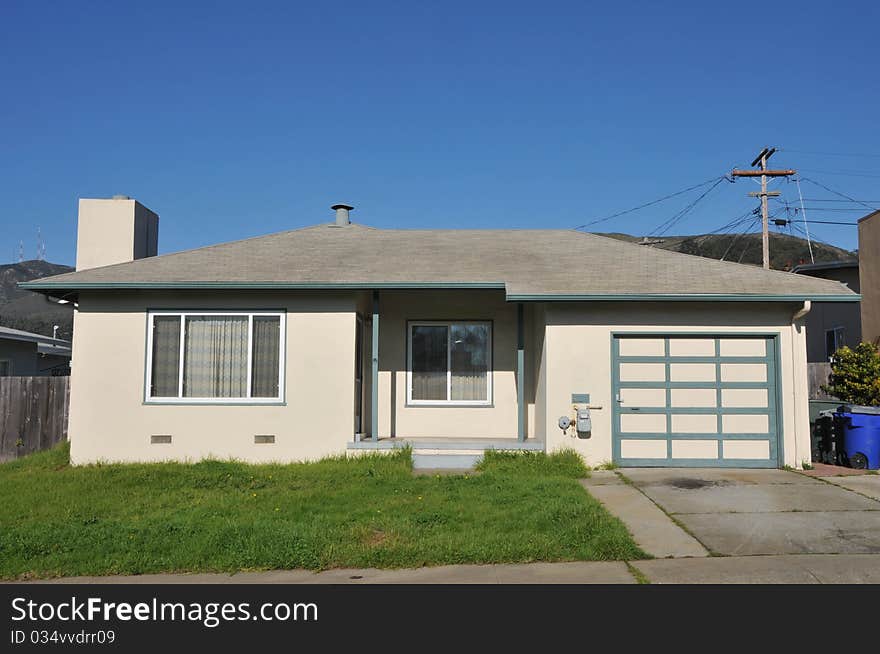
[812,411,833,464]
[813,410,847,465]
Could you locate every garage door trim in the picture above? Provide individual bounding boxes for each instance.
[611,332,783,468]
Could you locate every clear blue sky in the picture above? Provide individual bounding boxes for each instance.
[2,0,878,265]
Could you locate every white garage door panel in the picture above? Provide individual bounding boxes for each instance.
[620,439,668,459]
[613,335,779,468]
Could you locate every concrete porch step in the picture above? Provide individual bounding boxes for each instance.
[348,437,546,472]
[412,452,482,471]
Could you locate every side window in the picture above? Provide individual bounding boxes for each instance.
[825,327,846,360]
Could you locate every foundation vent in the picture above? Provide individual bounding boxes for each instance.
[151,434,172,444]
[254,434,275,444]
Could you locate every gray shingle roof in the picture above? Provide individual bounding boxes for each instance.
[22,224,858,300]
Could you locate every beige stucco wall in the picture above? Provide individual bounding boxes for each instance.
[68,291,357,464]
[67,288,811,469]
[859,212,880,345]
[540,302,811,469]
[371,290,533,440]
[76,198,159,271]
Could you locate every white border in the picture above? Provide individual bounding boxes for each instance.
[406,320,492,406]
[145,310,286,404]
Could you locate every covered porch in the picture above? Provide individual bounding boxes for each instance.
[354,289,543,447]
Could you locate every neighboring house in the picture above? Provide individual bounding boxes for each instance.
[859,210,880,345]
[0,326,71,376]
[791,260,861,362]
[22,197,859,469]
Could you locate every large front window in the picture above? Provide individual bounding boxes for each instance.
[407,321,491,405]
[147,311,284,403]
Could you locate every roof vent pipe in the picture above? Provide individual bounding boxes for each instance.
[331,203,353,226]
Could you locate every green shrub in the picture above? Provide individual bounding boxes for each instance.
[822,342,880,406]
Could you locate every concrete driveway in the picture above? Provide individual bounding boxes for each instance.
[618,469,880,556]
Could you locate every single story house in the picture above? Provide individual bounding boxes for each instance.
[0,325,71,376]
[23,197,859,469]
[791,260,861,362]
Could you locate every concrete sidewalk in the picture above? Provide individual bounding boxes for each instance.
[13,561,637,585]
[580,472,707,558]
[10,554,880,584]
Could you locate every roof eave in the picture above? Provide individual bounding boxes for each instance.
[505,293,861,302]
[19,281,859,303]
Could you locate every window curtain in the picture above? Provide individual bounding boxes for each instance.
[450,324,489,401]
[183,316,248,397]
[251,316,280,397]
[411,325,448,401]
[151,316,181,396]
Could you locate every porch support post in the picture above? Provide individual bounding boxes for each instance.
[517,302,525,442]
[371,290,380,441]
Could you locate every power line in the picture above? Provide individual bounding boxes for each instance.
[731,147,796,269]
[794,176,814,264]
[796,207,870,212]
[677,209,756,249]
[787,217,857,251]
[801,177,879,213]
[781,149,880,159]
[735,220,761,263]
[797,198,880,204]
[573,176,725,230]
[720,216,761,261]
[780,219,859,226]
[648,177,729,237]
[799,168,880,180]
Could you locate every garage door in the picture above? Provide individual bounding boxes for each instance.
[612,335,780,468]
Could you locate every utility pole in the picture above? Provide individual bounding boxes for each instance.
[731,147,795,269]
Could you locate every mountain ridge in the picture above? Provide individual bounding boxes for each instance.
[0,260,74,340]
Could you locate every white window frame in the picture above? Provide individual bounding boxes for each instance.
[145,310,286,404]
[825,326,846,360]
[406,320,492,406]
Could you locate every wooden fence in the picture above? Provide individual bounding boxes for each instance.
[808,362,834,400]
[0,376,69,462]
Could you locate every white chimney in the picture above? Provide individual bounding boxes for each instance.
[75,196,159,271]
[331,203,353,226]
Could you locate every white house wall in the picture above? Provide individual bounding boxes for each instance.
[541,302,811,469]
[68,291,358,464]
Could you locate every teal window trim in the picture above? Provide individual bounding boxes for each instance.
[619,458,778,469]
[618,381,771,389]
[616,432,776,440]
[619,407,776,415]
[616,355,769,364]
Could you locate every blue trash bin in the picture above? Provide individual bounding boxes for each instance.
[836,405,880,470]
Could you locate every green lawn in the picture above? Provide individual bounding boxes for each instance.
[0,443,644,579]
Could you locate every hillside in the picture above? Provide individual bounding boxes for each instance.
[598,232,856,271]
[0,260,74,340]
